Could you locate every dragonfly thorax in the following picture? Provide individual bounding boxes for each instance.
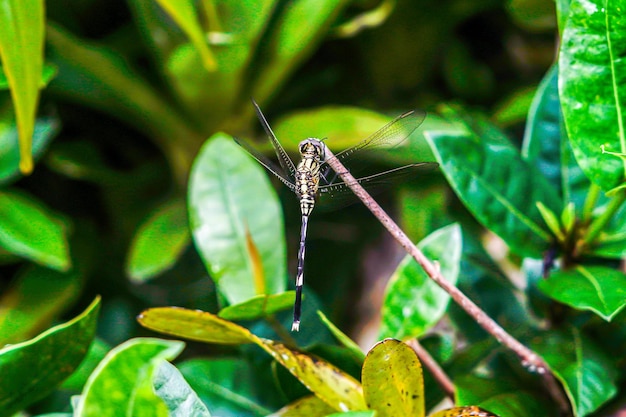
[298,138,325,160]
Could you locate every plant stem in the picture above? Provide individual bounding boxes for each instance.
[406,339,455,399]
[322,147,571,414]
[267,315,298,347]
[578,189,626,254]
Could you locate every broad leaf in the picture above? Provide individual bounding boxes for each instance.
[429,406,499,417]
[380,223,462,340]
[538,265,626,321]
[74,338,185,416]
[0,264,81,345]
[267,395,335,417]
[425,107,562,257]
[532,329,617,416]
[0,297,100,416]
[154,361,212,417]
[180,358,272,417]
[0,0,45,173]
[522,64,589,208]
[362,339,424,417]
[218,292,295,321]
[188,134,286,304]
[559,0,626,193]
[126,198,190,282]
[0,189,71,270]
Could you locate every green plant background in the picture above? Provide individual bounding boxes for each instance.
[1,0,625,416]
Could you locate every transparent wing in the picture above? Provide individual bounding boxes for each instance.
[321,109,427,184]
[252,99,298,181]
[317,162,438,211]
[233,137,297,193]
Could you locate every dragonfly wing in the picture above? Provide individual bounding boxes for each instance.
[321,109,427,182]
[233,137,297,193]
[252,99,298,181]
[317,162,438,211]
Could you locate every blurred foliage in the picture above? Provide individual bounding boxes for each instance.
[1,0,626,416]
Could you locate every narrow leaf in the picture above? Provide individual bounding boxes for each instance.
[538,265,626,321]
[380,224,462,340]
[362,339,424,417]
[0,189,70,270]
[317,311,365,363]
[0,297,100,416]
[536,201,565,241]
[188,134,286,304]
[0,0,45,173]
[559,0,626,193]
[126,198,190,282]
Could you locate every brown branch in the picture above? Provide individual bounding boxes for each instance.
[322,148,570,414]
[406,339,455,399]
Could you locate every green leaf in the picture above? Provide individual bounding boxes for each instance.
[267,395,335,417]
[0,107,60,186]
[380,224,462,340]
[317,311,365,363]
[0,189,71,270]
[325,412,376,417]
[0,0,45,173]
[126,198,190,282]
[218,292,295,321]
[138,307,366,412]
[138,307,255,344]
[0,296,100,416]
[252,0,351,104]
[188,134,286,304]
[153,0,216,71]
[538,265,626,321]
[426,107,562,257]
[492,86,536,126]
[154,361,212,417]
[536,201,565,241]
[429,406,499,417]
[61,338,110,391]
[559,0,626,193]
[532,329,617,416]
[0,264,81,345]
[361,339,424,417]
[522,64,589,209]
[74,338,185,416]
[180,358,272,417]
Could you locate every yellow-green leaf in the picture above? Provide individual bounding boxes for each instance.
[429,406,499,417]
[267,395,335,417]
[362,339,424,417]
[0,0,45,174]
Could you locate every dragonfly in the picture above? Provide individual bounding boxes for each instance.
[235,100,438,331]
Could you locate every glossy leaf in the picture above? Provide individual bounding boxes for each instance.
[180,358,272,417]
[267,395,335,417]
[218,292,295,321]
[0,109,60,186]
[425,107,562,257]
[74,338,185,416]
[0,189,70,270]
[188,134,286,304]
[126,198,190,282]
[139,306,366,412]
[153,361,212,417]
[138,307,255,345]
[0,297,100,416]
[252,0,351,104]
[153,0,216,71]
[0,264,81,345]
[317,311,365,363]
[538,265,626,321]
[362,339,424,417]
[429,406,499,417]
[0,0,45,173]
[380,224,462,340]
[522,64,589,208]
[559,0,626,193]
[532,329,617,416]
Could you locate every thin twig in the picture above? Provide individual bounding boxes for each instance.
[322,147,570,414]
[406,339,455,399]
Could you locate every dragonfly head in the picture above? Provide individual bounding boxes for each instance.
[298,138,325,160]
